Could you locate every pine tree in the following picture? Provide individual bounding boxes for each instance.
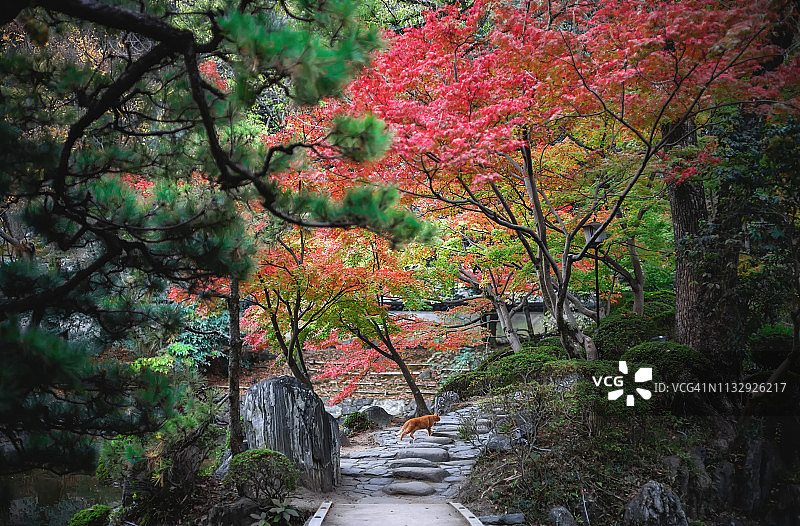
[0,0,423,474]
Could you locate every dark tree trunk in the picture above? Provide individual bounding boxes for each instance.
[668,178,707,350]
[227,277,245,457]
[393,352,430,416]
[665,121,740,380]
[627,236,646,315]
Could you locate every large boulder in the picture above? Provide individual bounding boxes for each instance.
[623,480,688,526]
[547,506,578,526]
[433,391,460,415]
[362,406,393,427]
[242,376,340,492]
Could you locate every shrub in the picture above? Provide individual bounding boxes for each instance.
[644,290,676,305]
[534,336,564,350]
[596,311,659,360]
[622,341,711,384]
[224,449,298,505]
[749,324,793,369]
[485,347,566,389]
[68,505,111,526]
[541,359,653,433]
[342,411,377,433]
[642,301,675,339]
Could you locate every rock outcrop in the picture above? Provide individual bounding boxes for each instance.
[242,376,340,492]
[623,480,688,526]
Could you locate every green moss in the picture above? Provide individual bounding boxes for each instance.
[68,505,111,526]
[475,348,515,371]
[439,371,492,398]
[622,341,711,384]
[223,449,298,505]
[534,336,565,350]
[596,311,660,360]
[342,411,377,433]
[642,301,675,339]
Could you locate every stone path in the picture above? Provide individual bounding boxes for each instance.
[337,406,493,501]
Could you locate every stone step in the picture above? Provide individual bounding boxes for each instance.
[382,481,436,496]
[389,457,437,468]
[395,447,450,462]
[415,435,454,445]
[391,466,449,482]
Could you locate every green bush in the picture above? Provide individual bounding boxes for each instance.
[534,336,565,350]
[596,311,660,360]
[438,371,491,399]
[475,348,515,371]
[223,449,298,505]
[749,324,793,369]
[68,505,111,526]
[342,412,377,433]
[485,347,567,389]
[642,301,675,339]
[644,290,676,305]
[622,341,711,384]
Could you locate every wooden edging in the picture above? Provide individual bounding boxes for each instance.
[307,501,332,526]
[449,502,485,526]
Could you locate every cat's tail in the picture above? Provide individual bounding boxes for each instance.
[398,422,409,440]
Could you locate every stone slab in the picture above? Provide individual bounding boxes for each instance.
[394,447,450,462]
[389,457,436,468]
[392,466,449,482]
[382,481,436,496]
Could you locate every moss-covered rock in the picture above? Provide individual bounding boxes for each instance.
[596,311,660,360]
[68,505,111,526]
[342,411,378,433]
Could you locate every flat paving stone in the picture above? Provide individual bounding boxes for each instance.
[415,435,454,445]
[389,458,436,468]
[394,447,450,462]
[391,466,449,482]
[382,481,436,496]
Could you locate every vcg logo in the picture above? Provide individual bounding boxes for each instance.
[592,361,653,406]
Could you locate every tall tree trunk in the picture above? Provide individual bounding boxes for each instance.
[492,299,523,353]
[665,121,740,380]
[627,236,646,315]
[524,304,534,339]
[392,351,431,417]
[664,121,706,351]
[487,310,498,347]
[227,277,245,457]
[668,178,707,350]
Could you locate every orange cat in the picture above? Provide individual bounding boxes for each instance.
[398,413,440,441]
